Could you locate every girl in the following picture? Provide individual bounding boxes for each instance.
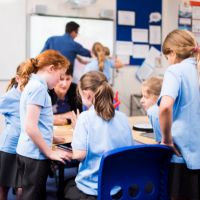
[0,63,25,200]
[64,71,134,200]
[159,29,200,200]
[84,42,113,81]
[140,77,163,143]
[16,50,71,200]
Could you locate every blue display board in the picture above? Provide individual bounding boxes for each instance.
[116,0,162,66]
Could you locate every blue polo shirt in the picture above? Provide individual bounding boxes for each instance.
[16,74,53,160]
[147,104,161,143]
[0,86,21,154]
[158,57,200,169]
[72,106,134,195]
[41,33,91,67]
[84,58,113,81]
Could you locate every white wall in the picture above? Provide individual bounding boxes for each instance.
[0,0,180,117]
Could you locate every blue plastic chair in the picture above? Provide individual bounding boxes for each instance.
[98,144,173,200]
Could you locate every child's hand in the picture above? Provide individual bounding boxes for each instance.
[53,135,66,144]
[161,141,181,156]
[49,149,72,164]
[71,109,80,129]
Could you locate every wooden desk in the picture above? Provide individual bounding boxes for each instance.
[53,116,156,145]
[129,116,157,144]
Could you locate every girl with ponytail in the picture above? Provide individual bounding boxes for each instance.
[64,71,134,200]
[16,50,71,199]
[159,29,200,200]
[0,62,25,200]
[84,42,113,81]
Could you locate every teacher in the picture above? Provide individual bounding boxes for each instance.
[41,21,91,74]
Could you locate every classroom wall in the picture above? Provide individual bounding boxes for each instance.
[0,0,181,120]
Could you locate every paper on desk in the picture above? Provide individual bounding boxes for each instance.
[131,28,148,43]
[116,41,133,55]
[118,10,135,26]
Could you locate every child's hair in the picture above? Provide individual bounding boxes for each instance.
[92,42,106,72]
[104,46,110,56]
[6,62,26,91]
[142,77,163,96]
[79,71,115,121]
[162,29,198,61]
[20,50,70,89]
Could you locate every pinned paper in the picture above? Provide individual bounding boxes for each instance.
[132,28,148,43]
[149,26,161,44]
[118,11,135,26]
[132,44,149,59]
[149,12,161,23]
[116,41,133,55]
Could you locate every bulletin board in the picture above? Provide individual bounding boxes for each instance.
[116,0,162,66]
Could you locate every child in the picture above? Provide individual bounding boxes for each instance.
[64,71,134,200]
[84,42,113,81]
[159,29,200,200]
[49,68,82,126]
[16,50,71,200]
[140,77,163,143]
[0,63,25,200]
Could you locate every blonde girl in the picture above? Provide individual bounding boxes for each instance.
[16,50,71,200]
[84,42,113,81]
[140,77,163,142]
[64,71,134,200]
[159,29,200,200]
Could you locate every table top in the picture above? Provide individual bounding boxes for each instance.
[53,116,157,145]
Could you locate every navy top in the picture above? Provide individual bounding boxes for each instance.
[49,82,82,114]
[41,33,91,73]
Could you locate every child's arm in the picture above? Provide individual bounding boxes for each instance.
[25,104,71,163]
[72,149,86,161]
[159,96,181,156]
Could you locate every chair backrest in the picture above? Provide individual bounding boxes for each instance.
[98,144,173,200]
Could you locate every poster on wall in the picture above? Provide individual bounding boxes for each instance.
[178,0,192,30]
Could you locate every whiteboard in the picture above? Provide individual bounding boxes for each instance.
[28,15,114,82]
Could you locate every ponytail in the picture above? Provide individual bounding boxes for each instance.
[80,71,115,121]
[6,77,17,91]
[92,42,105,72]
[6,62,26,91]
[20,58,36,90]
[94,81,114,121]
[97,51,105,72]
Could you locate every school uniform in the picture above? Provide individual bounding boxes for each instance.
[64,106,134,199]
[84,58,113,81]
[0,86,21,187]
[146,104,162,143]
[158,57,200,198]
[16,74,52,200]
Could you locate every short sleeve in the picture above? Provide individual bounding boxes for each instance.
[27,86,47,107]
[71,113,88,150]
[158,70,179,105]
